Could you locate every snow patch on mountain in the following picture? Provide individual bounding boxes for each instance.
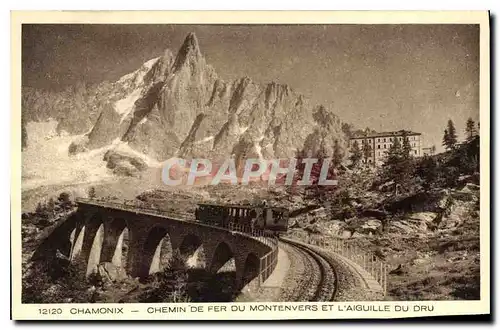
[22,121,114,191]
[238,126,249,135]
[255,142,263,160]
[193,136,214,145]
[143,57,160,70]
[114,88,142,122]
[117,56,160,86]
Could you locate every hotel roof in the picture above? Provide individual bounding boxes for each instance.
[351,130,421,139]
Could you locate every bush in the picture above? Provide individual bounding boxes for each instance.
[329,189,356,221]
[88,186,97,199]
[415,156,438,190]
[58,192,74,210]
[22,256,92,303]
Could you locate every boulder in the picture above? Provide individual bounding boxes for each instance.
[437,190,451,209]
[361,209,388,220]
[351,232,364,238]
[378,180,395,192]
[356,218,382,235]
[458,173,480,185]
[389,264,408,275]
[465,183,480,191]
[341,229,352,238]
[44,284,62,296]
[92,262,127,284]
[408,212,438,224]
[412,257,430,265]
[113,163,140,177]
[387,220,415,235]
[68,136,90,155]
[451,190,475,202]
[327,220,346,235]
[103,150,148,176]
[304,224,321,235]
[365,218,382,228]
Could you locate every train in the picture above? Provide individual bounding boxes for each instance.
[194,202,289,234]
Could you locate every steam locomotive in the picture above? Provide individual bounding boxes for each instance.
[194,202,289,234]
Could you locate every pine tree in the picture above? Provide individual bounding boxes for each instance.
[46,198,56,214]
[332,140,343,167]
[35,202,44,214]
[349,140,362,167]
[444,120,458,150]
[288,149,308,197]
[362,140,372,164]
[58,192,72,210]
[401,131,412,159]
[341,123,353,139]
[88,186,96,199]
[383,137,411,194]
[465,117,477,141]
[308,148,336,202]
[385,136,403,164]
[442,129,449,150]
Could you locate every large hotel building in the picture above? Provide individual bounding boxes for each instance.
[349,130,422,166]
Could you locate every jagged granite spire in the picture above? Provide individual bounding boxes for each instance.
[172,32,202,72]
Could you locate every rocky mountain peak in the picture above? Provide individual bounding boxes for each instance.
[60,32,347,168]
[172,32,202,72]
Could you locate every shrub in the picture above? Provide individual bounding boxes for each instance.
[22,255,92,303]
[88,186,97,199]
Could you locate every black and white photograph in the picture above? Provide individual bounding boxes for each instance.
[11,11,490,320]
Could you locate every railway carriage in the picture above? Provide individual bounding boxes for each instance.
[195,202,289,233]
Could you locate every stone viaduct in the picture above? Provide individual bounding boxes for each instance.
[33,199,275,289]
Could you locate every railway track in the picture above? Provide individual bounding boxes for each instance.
[280,238,338,302]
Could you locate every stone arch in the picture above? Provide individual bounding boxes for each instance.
[142,226,172,278]
[179,233,205,268]
[86,223,104,276]
[242,253,260,286]
[70,225,85,261]
[209,241,235,274]
[78,212,105,276]
[100,218,129,269]
[116,227,129,269]
[31,211,82,262]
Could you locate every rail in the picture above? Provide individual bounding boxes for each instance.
[76,197,280,287]
[306,235,388,296]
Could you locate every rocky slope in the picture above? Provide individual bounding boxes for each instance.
[23,32,347,171]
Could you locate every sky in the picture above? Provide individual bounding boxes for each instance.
[22,24,479,151]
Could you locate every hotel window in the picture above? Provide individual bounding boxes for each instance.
[384,138,386,142]
[414,150,417,154]
[377,145,380,149]
[384,144,386,149]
